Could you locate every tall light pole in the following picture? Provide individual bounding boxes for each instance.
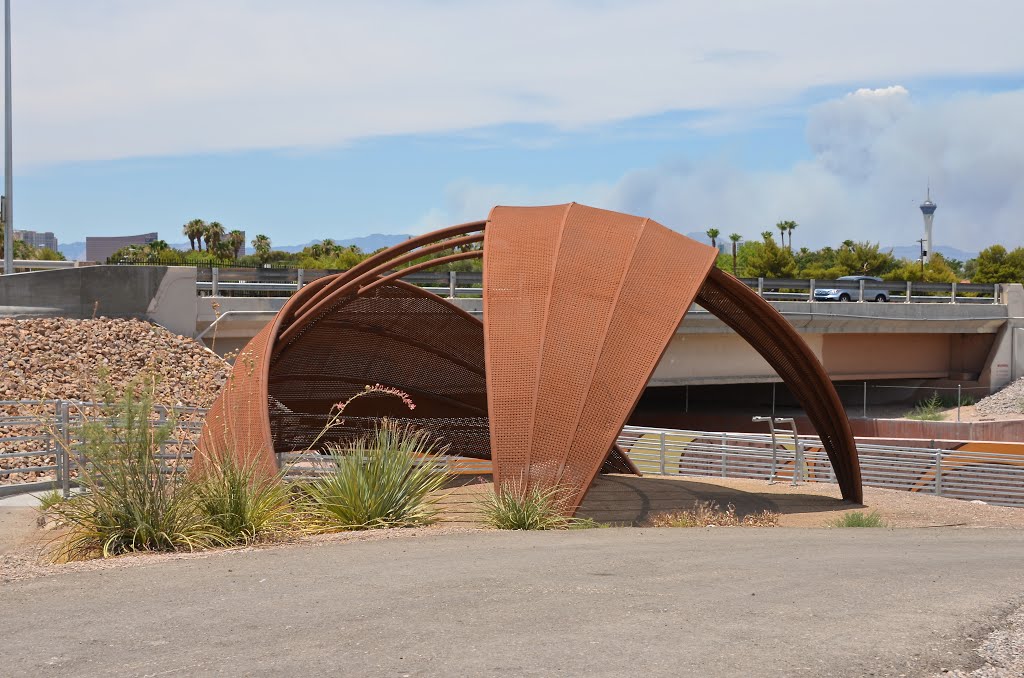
[2,0,12,276]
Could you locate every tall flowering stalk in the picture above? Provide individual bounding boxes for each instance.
[306,384,416,451]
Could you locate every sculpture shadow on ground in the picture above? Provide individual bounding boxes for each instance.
[576,474,855,526]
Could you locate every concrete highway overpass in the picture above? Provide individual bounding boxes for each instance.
[2,266,1022,393]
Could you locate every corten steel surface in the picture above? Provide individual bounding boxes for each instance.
[197,202,861,510]
[483,204,720,510]
[695,267,863,502]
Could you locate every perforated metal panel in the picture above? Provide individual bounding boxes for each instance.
[195,321,277,477]
[484,204,719,510]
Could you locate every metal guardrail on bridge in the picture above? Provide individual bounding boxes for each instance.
[195,267,1003,304]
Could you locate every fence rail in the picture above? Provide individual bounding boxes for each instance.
[617,426,1024,507]
[195,267,1003,304]
[4,403,1023,507]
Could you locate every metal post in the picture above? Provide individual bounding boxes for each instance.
[296,267,305,290]
[794,438,804,485]
[950,281,957,304]
[211,266,220,297]
[994,283,1000,305]
[753,416,778,482]
[905,280,912,304]
[720,432,727,478]
[659,432,666,475]
[684,385,689,413]
[862,381,867,419]
[757,277,764,297]
[771,382,776,418]
[2,0,12,277]
[957,384,962,423]
[808,278,815,302]
[858,279,865,303]
[448,270,457,298]
[934,451,943,496]
[59,400,71,498]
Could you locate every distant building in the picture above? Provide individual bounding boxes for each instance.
[86,232,158,263]
[14,229,58,252]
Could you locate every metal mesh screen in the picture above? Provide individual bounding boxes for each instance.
[695,267,862,503]
[268,281,489,451]
[195,321,276,477]
[484,204,717,510]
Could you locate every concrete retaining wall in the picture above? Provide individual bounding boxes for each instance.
[0,266,198,337]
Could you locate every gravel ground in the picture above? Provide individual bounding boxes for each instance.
[0,317,228,485]
[976,377,1024,417]
[940,606,1024,677]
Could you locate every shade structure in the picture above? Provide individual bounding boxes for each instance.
[197,203,863,511]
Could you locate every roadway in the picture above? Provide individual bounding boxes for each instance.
[6,528,1024,677]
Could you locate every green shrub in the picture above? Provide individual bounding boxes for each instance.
[905,392,944,420]
[827,510,886,528]
[302,421,451,530]
[37,488,65,512]
[193,452,294,544]
[478,480,580,530]
[50,380,223,561]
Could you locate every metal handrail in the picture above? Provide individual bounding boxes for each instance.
[194,268,1005,304]
[617,425,1024,507]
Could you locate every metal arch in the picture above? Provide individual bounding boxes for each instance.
[695,267,863,503]
[198,204,861,513]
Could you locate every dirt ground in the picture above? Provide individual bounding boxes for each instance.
[4,474,1024,584]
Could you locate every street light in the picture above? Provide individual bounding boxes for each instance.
[2,0,12,276]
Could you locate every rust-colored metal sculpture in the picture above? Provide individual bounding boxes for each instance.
[198,203,863,510]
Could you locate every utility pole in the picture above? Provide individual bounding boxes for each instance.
[2,0,12,276]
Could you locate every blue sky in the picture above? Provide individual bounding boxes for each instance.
[5,1,1024,252]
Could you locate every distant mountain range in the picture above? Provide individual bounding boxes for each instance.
[58,231,977,263]
[58,233,412,261]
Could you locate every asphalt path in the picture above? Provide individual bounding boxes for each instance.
[6,528,1024,677]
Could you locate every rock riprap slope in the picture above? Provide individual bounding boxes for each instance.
[976,377,1024,417]
[1,317,229,485]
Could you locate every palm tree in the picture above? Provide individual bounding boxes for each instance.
[182,219,206,251]
[775,220,790,247]
[205,221,226,252]
[252,234,272,263]
[728,233,742,276]
[785,221,798,250]
[706,228,720,250]
[226,230,246,259]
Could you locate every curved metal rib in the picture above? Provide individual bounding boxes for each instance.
[695,267,863,503]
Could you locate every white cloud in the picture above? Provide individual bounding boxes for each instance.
[418,87,1024,251]
[6,1,1024,166]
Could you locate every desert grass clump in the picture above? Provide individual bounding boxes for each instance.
[647,500,780,528]
[478,480,581,530]
[50,380,224,561]
[826,510,886,528]
[905,392,945,421]
[37,488,65,511]
[193,452,294,544]
[302,420,451,531]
